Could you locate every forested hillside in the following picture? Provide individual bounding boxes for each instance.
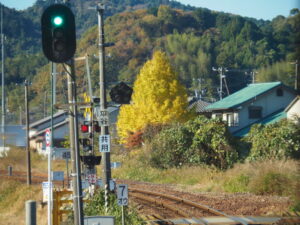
[1,1,299,123]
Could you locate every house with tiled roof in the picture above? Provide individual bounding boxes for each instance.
[205,82,297,137]
[188,97,212,117]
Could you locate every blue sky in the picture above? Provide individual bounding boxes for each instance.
[1,0,299,20]
[179,0,299,20]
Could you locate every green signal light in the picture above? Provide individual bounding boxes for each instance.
[53,16,63,26]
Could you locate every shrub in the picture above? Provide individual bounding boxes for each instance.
[250,172,291,196]
[149,116,238,169]
[245,120,300,161]
[186,116,238,169]
[125,130,144,149]
[84,189,144,225]
[142,123,167,143]
[150,124,193,168]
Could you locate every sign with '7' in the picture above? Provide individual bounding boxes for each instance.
[117,184,128,206]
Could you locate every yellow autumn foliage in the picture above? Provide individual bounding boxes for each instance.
[117,51,190,141]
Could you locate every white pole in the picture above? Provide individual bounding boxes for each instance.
[47,136,52,225]
[48,61,55,225]
[122,206,125,225]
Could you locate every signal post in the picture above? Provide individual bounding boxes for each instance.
[96,3,112,198]
[41,3,84,225]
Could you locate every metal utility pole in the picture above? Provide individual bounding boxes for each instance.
[251,71,256,84]
[1,5,5,151]
[65,60,84,225]
[97,3,111,192]
[25,80,31,185]
[213,67,228,100]
[291,60,299,92]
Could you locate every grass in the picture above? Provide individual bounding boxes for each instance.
[0,147,66,225]
[0,179,46,225]
[1,146,299,224]
[112,148,300,199]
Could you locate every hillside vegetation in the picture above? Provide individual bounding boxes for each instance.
[1,1,299,122]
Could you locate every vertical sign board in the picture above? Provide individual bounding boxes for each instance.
[42,181,53,202]
[45,128,51,153]
[99,135,110,153]
[87,174,97,184]
[62,151,71,159]
[117,184,128,206]
[95,108,109,126]
[52,171,64,181]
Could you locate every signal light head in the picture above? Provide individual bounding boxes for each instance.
[41,4,76,63]
[81,124,89,133]
[110,82,133,104]
[53,16,63,26]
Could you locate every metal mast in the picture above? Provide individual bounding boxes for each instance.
[97,3,111,194]
[1,4,5,150]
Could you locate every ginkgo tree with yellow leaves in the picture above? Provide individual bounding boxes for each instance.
[117,51,192,142]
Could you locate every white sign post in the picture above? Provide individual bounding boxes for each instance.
[117,184,128,225]
[42,181,53,203]
[45,129,52,225]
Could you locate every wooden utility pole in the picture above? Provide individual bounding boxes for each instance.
[25,80,31,185]
[294,60,299,92]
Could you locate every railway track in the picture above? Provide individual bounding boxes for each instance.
[2,171,300,224]
[128,188,300,225]
[129,188,229,218]
[129,187,236,224]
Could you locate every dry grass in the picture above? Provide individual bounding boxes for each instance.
[0,147,67,225]
[112,149,300,199]
[0,180,46,225]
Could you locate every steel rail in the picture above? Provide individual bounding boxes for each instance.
[129,188,230,218]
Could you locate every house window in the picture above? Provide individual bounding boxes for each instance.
[213,113,222,119]
[248,106,262,119]
[224,113,239,126]
[276,88,283,96]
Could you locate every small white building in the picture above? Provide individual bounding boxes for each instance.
[285,96,300,123]
[29,110,71,158]
[205,82,297,137]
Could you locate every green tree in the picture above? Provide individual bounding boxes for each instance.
[117,51,190,141]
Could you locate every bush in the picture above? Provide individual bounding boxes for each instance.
[185,116,238,169]
[142,123,168,143]
[250,172,291,196]
[150,124,193,168]
[125,131,144,149]
[149,116,238,169]
[245,120,300,161]
[223,174,250,193]
[84,189,144,225]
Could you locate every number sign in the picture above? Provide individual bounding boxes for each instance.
[117,184,128,206]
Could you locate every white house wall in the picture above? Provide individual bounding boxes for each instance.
[287,98,300,121]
